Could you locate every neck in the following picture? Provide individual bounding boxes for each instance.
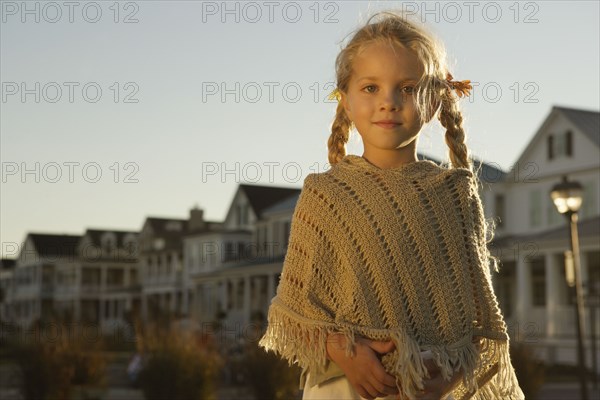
[361,149,418,170]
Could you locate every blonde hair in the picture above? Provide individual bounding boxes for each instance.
[328,10,473,172]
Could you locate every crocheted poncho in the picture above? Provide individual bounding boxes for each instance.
[258,154,524,400]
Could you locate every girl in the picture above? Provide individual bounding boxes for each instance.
[259,10,524,400]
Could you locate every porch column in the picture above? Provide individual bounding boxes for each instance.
[516,255,531,341]
[546,252,560,338]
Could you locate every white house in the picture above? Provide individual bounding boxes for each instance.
[187,184,300,332]
[484,106,599,369]
[53,229,140,332]
[9,233,80,327]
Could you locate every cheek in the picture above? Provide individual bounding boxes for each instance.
[352,98,373,116]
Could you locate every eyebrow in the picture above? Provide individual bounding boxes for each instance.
[356,76,419,83]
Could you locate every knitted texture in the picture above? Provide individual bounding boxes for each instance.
[259,154,524,400]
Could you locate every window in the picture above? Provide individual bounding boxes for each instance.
[261,226,268,253]
[237,241,245,260]
[236,280,244,309]
[124,239,137,257]
[529,189,542,227]
[531,258,546,306]
[496,261,515,318]
[106,268,124,287]
[227,281,233,310]
[494,194,505,228]
[224,241,234,262]
[237,203,249,226]
[549,131,574,160]
[581,181,597,219]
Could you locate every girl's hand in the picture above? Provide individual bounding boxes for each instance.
[326,333,399,400]
[412,350,463,400]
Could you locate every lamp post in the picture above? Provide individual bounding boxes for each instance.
[550,175,588,400]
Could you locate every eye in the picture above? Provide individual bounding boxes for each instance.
[362,85,377,93]
[402,85,415,94]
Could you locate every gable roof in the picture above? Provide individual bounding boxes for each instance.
[239,184,302,219]
[418,152,504,183]
[262,193,301,216]
[513,105,600,167]
[140,217,189,252]
[1,259,16,271]
[26,233,81,258]
[83,229,138,248]
[555,106,600,147]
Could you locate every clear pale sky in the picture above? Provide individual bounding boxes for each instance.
[1,0,599,257]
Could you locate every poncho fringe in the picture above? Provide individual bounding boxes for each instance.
[259,155,524,400]
[259,297,523,400]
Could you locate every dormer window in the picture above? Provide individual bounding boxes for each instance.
[237,203,248,226]
[548,131,573,160]
[153,238,165,251]
[165,221,182,231]
[101,234,116,255]
[123,234,137,257]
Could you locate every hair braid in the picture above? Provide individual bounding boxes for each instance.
[327,101,352,165]
[438,90,472,171]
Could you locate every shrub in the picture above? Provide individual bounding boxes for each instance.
[9,319,107,400]
[510,341,546,400]
[136,322,222,400]
[239,325,302,400]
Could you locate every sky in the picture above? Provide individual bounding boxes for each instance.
[1,0,599,258]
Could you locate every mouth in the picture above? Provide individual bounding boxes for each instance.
[374,121,402,129]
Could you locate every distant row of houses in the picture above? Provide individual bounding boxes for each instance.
[1,105,599,369]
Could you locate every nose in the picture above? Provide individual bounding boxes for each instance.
[379,89,403,111]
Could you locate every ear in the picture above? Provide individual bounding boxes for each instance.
[340,92,353,121]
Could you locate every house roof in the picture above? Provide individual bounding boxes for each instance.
[239,184,302,219]
[146,217,188,233]
[26,233,82,258]
[416,152,505,183]
[512,106,600,168]
[83,229,138,248]
[262,193,301,215]
[0,259,16,270]
[142,217,189,251]
[491,215,600,249]
[556,106,600,147]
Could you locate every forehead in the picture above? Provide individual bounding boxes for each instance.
[351,42,424,82]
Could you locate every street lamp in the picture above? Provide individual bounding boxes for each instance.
[550,175,588,400]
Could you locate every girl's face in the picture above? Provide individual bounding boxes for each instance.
[341,42,426,164]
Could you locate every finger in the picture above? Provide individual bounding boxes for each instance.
[368,375,395,397]
[363,381,383,400]
[356,385,374,400]
[367,339,396,354]
[373,368,399,392]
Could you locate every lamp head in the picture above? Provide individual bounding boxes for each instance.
[550,175,583,214]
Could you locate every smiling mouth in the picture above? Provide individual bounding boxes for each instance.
[374,122,402,129]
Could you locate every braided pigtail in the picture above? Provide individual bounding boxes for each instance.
[327,99,352,166]
[438,86,472,172]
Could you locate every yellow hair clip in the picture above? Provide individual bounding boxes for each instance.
[328,88,342,102]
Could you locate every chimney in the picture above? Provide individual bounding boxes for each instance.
[189,204,206,232]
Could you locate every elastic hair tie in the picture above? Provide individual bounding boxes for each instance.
[445,72,472,98]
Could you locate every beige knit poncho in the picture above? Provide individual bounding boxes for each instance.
[258,154,524,400]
